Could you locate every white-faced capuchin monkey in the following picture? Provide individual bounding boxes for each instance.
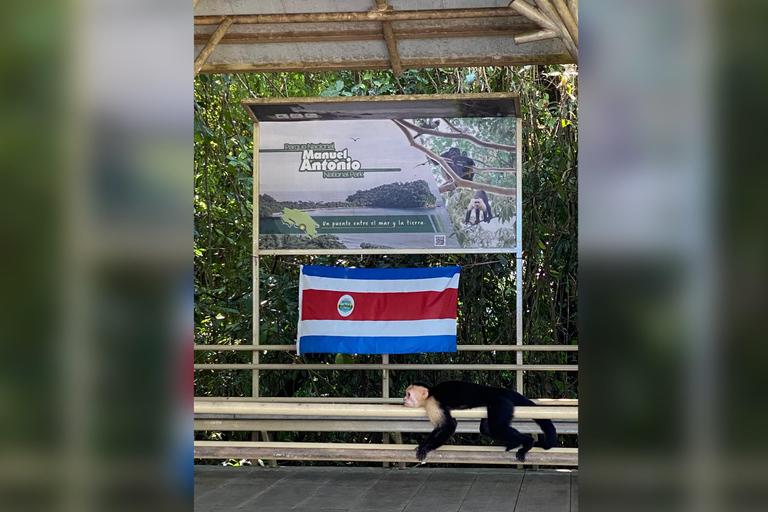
[465,190,493,225]
[403,381,557,462]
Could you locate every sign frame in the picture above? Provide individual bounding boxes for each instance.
[245,93,523,257]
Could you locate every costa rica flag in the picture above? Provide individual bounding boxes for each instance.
[297,265,461,355]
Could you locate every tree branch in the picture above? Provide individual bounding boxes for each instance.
[471,166,516,173]
[440,117,464,133]
[396,119,516,152]
[392,120,461,183]
[393,120,516,198]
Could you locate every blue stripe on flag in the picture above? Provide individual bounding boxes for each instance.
[299,335,457,355]
[301,265,460,280]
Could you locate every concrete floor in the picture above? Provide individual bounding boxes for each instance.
[195,465,578,512]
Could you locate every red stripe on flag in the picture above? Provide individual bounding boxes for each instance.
[301,289,458,321]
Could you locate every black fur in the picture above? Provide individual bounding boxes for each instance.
[415,381,557,462]
[432,147,476,181]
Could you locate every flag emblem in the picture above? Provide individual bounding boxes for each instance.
[297,265,461,355]
[337,295,355,317]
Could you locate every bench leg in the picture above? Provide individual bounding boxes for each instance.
[395,432,406,469]
[382,432,390,468]
[259,431,277,468]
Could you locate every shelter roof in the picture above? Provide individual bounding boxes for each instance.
[194,1,576,75]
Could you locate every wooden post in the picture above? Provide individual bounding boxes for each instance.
[532,0,578,59]
[382,353,390,467]
[395,432,406,469]
[194,17,234,76]
[551,0,579,46]
[252,121,260,401]
[252,121,277,467]
[568,0,578,23]
[262,431,277,467]
[516,116,524,395]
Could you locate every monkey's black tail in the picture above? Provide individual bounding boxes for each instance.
[533,419,557,449]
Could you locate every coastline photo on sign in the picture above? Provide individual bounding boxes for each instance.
[258,116,516,251]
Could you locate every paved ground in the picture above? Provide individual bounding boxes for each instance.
[195,465,578,512]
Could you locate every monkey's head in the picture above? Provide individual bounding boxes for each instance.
[403,384,429,408]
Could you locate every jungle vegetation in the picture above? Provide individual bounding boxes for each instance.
[194,66,578,460]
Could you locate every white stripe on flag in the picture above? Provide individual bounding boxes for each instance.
[301,274,459,293]
[299,319,457,337]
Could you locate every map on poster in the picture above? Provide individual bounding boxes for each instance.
[258,116,517,252]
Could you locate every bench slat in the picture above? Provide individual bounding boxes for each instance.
[194,401,577,420]
[193,418,580,434]
[194,397,578,406]
[194,441,578,466]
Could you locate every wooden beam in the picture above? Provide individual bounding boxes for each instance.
[515,29,559,44]
[193,401,578,420]
[198,54,573,74]
[193,344,578,351]
[195,397,579,406]
[194,7,521,26]
[193,23,540,45]
[532,0,578,59]
[193,17,233,76]
[193,441,579,466]
[508,0,558,32]
[196,397,578,406]
[381,22,403,76]
[373,2,403,77]
[194,363,578,371]
[509,0,577,61]
[553,0,578,46]
[568,0,578,23]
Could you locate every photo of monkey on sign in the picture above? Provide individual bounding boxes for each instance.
[465,189,493,225]
[393,116,517,248]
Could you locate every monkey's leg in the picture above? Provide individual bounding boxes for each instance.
[481,400,535,462]
[417,416,457,461]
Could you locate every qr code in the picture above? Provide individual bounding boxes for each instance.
[434,235,446,247]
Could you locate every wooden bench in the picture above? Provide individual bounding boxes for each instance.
[194,399,578,466]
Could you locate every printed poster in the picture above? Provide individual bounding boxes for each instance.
[258,116,517,251]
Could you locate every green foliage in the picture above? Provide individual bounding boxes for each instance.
[194,67,578,454]
[346,180,436,208]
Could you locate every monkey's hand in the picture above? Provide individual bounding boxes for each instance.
[416,444,430,461]
[515,449,527,462]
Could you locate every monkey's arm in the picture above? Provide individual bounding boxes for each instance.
[416,414,457,461]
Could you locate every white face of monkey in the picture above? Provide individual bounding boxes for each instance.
[403,385,428,408]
